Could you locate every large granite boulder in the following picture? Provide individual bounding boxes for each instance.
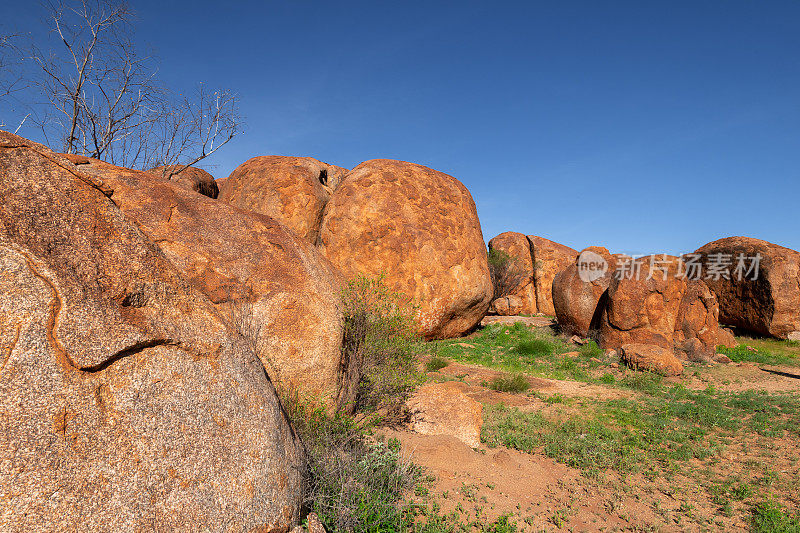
[64,155,344,404]
[527,236,578,316]
[695,237,800,339]
[553,247,619,337]
[0,131,302,530]
[487,231,537,315]
[219,155,347,244]
[318,159,493,339]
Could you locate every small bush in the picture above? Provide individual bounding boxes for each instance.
[487,248,528,300]
[489,373,531,393]
[578,341,603,358]
[337,274,423,415]
[425,356,450,372]
[285,397,422,532]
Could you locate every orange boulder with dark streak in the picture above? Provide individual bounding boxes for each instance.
[553,247,619,337]
[318,159,493,339]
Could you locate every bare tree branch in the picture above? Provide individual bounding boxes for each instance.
[0,32,29,129]
[23,0,243,169]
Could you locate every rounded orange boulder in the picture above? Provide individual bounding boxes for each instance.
[219,155,347,243]
[318,159,493,339]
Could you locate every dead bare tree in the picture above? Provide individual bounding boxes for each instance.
[27,0,242,169]
[0,32,29,130]
[126,83,241,177]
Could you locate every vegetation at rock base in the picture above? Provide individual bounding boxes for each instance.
[284,275,426,531]
[336,274,423,416]
[487,249,527,300]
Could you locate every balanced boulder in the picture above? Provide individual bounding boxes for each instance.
[527,235,578,315]
[553,247,618,337]
[318,159,493,339]
[219,155,347,243]
[695,237,800,339]
[0,131,303,531]
[65,155,344,404]
[487,231,537,315]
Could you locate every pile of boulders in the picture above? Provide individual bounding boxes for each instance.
[0,130,497,529]
[222,157,494,340]
[549,240,800,375]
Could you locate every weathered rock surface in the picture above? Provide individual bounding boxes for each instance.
[0,131,302,530]
[599,255,734,360]
[487,231,537,314]
[620,344,684,376]
[490,295,524,316]
[219,155,347,243]
[528,235,578,316]
[150,164,220,198]
[695,237,800,339]
[674,280,736,360]
[64,155,344,403]
[407,381,483,448]
[318,159,493,339]
[553,247,619,337]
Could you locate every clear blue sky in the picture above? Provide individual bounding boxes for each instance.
[3,1,799,255]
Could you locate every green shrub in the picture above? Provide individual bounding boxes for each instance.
[489,373,530,393]
[337,274,422,415]
[578,341,603,358]
[284,397,422,532]
[487,248,527,300]
[425,356,450,373]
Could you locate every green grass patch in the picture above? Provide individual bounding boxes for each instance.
[718,343,798,366]
[487,373,530,393]
[434,323,598,382]
[481,384,800,478]
[752,500,800,533]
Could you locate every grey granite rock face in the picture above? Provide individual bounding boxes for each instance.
[0,130,303,531]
